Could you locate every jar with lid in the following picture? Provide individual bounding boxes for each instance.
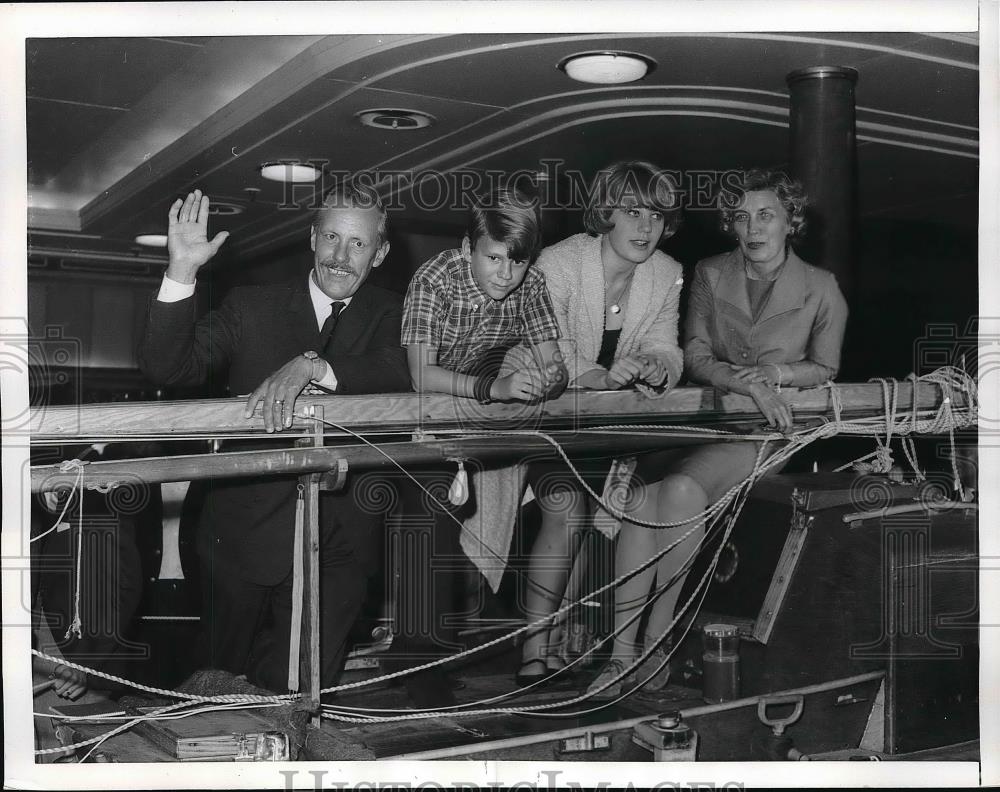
[701,623,740,703]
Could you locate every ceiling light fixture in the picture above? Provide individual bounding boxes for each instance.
[258,162,323,183]
[134,234,168,248]
[558,51,655,84]
[208,201,245,216]
[357,109,435,131]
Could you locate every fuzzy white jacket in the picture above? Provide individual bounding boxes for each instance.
[534,232,685,390]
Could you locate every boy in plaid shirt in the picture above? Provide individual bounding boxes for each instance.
[389,189,565,708]
[402,188,566,401]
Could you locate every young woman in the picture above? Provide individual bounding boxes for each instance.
[516,160,684,684]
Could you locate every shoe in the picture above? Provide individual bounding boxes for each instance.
[515,658,554,686]
[585,658,630,699]
[633,647,671,692]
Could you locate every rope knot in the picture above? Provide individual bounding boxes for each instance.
[853,444,894,475]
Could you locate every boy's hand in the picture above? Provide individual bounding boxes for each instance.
[541,362,567,395]
[492,370,543,402]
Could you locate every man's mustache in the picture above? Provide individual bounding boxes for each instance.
[319,260,356,274]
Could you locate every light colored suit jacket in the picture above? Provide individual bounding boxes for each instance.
[530,232,685,390]
[684,248,848,390]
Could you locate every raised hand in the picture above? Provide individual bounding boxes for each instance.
[166,189,230,284]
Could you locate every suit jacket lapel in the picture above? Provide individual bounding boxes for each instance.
[287,277,321,350]
[757,249,807,323]
[329,283,372,354]
[715,249,753,321]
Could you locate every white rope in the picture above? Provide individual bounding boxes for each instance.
[30,461,84,544]
[30,649,293,706]
[60,461,86,640]
[31,368,978,735]
[319,444,779,722]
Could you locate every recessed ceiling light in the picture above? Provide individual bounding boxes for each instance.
[259,162,323,183]
[558,51,655,84]
[134,234,168,248]
[356,109,435,131]
[208,201,244,216]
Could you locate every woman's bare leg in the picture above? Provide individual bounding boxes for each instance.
[643,473,709,645]
[520,485,587,669]
[604,481,661,664]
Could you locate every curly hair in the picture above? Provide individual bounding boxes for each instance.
[583,160,682,238]
[717,168,808,237]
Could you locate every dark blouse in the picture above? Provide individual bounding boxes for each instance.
[746,278,776,322]
[597,328,621,369]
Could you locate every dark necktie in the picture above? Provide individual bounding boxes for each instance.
[319,301,346,350]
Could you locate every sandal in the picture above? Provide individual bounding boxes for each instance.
[585,658,630,698]
[515,658,554,686]
[633,647,671,692]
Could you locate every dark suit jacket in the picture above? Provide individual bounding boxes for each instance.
[684,249,848,390]
[138,277,410,584]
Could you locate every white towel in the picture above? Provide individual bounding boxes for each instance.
[459,463,527,593]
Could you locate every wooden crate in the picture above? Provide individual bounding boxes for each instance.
[675,472,978,754]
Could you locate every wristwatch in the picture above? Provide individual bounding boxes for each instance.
[302,350,325,382]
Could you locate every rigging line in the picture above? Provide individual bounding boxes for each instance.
[30,649,296,705]
[298,412,571,604]
[320,425,825,701]
[323,499,739,716]
[329,431,879,721]
[32,371,977,723]
[319,442,794,714]
[324,452,766,716]
[30,463,83,543]
[325,445,771,721]
[30,421,718,713]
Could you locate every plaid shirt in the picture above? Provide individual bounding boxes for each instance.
[401,248,560,374]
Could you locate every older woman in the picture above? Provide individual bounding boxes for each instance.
[586,167,849,696]
[516,160,684,684]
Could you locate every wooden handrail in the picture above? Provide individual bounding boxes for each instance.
[28,382,956,440]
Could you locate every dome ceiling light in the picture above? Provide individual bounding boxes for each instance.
[356,108,435,131]
[258,162,323,183]
[558,51,656,84]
